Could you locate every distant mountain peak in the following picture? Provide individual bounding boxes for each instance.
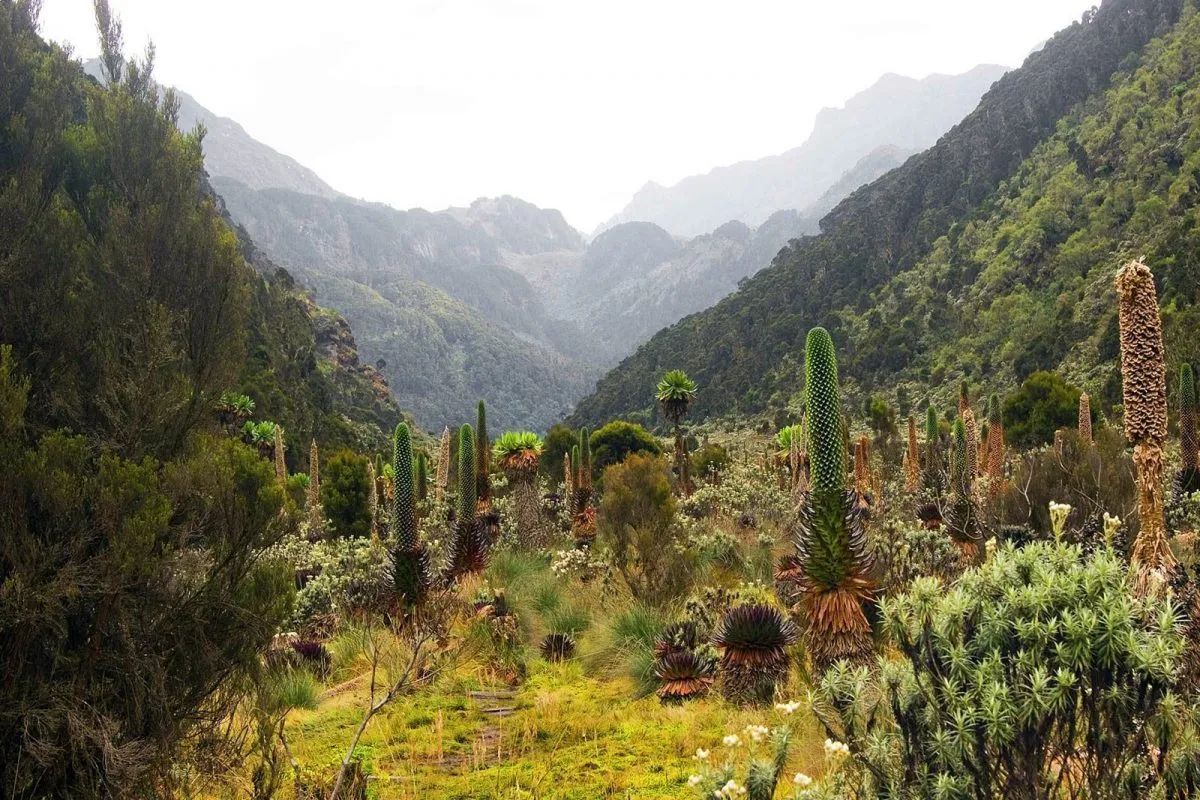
[595,64,1009,238]
[82,57,340,200]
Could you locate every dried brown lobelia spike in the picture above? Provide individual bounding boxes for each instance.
[1115,259,1174,592]
[962,408,979,481]
[904,415,921,493]
[1078,392,1092,445]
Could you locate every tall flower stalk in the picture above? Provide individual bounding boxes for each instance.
[1115,259,1174,593]
[778,327,875,672]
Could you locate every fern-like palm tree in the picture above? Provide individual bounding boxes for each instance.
[779,327,875,673]
[656,370,697,495]
[494,431,544,547]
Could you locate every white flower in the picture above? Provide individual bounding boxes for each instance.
[722,734,741,747]
[775,700,802,714]
[693,748,710,760]
[824,738,850,758]
[744,724,770,742]
[717,779,746,797]
[793,773,813,787]
[688,775,703,786]
[1049,501,1072,538]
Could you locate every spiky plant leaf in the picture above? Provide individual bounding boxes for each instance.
[713,604,798,668]
[494,431,543,474]
[655,369,697,423]
[654,649,716,702]
[540,632,576,662]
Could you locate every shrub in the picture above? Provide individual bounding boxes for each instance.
[693,443,731,482]
[541,423,577,477]
[816,540,1200,798]
[1000,427,1137,539]
[1003,370,1091,448]
[596,453,693,604]
[589,420,663,478]
[320,450,373,539]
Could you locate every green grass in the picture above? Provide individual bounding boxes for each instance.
[281,659,828,799]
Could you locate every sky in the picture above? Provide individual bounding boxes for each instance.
[38,0,1098,231]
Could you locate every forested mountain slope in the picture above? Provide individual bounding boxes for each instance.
[2,21,400,466]
[570,0,1192,427]
[213,181,597,431]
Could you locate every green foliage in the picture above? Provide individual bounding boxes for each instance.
[319,450,373,539]
[588,420,662,477]
[818,541,1200,798]
[1003,370,1089,447]
[0,354,294,795]
[596,453,691,604]
[655,369,697,424]
[476,400,491,501]
[542,423,577,476]
[217,391,256,423]
[414,450,429,502]
[775,424,803,451]
[692,443,731,480]
[492,431,544,466]
[456,424,477,521]
[804,328,844,494]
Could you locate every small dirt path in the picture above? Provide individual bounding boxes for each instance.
[437,688,519,770]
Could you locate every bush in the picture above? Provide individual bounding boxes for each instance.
[1003,370,1091,447]
[541,423,577,477]
[589,420,662,479]
[692,443,731,482]
[596,454,693,604]
[817,541,1200,798]
[320,450,373,538]
[999,427,1137,540]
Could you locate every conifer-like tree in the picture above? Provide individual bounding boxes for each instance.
[1178,364,1198,492]
[366,459,379,539]
[388,423,429,609]
[986,393,1005,495]
[1116,259,1174,592]
[392,423,417,550]
[922,405,944,494]
[962,407,979,481]
[307,439,324,537]
[947,418,982,561]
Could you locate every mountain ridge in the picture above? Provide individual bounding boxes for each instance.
[570,0,1190,429]
[595,64,1009,238]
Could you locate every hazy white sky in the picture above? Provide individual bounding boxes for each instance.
[39,0,1096,230]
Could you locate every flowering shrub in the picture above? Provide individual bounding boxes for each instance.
[268,531,390,634]
[682,461,792,525]
[549,547,610,582]
[687,719,846,800]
